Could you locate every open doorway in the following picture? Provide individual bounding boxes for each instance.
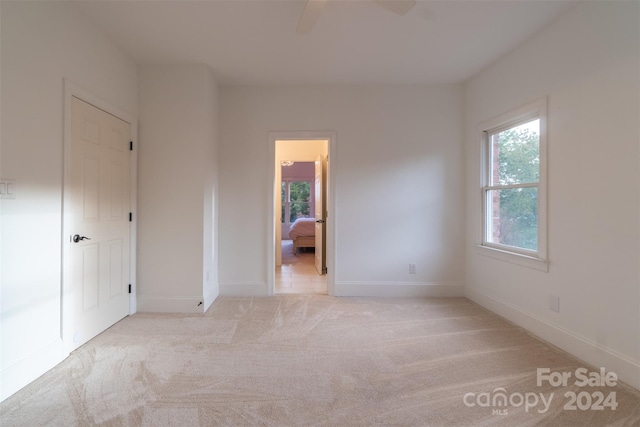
[270,137,332,295]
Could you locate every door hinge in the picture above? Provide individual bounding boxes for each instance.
[128,284,132,294]
[130,141,133,151]
[129,212,133,222]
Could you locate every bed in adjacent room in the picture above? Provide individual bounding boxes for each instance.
[288,217,316,254]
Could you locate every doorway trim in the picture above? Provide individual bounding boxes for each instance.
[62,80,138,353]
[267,131,336,296]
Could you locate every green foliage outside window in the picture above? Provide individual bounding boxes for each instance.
[493,123,539,251]
[282,181,311,223]
[289,181,310,222]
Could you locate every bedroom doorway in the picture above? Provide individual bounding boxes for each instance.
[271,137,332,295]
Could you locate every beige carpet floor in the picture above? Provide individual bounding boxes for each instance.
[1,296,639,426]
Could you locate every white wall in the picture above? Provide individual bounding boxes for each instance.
[463,1,640,389]
[137,65,219,313]
[0,1,137,401]
[220,85,465,297]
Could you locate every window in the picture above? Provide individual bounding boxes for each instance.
[480,98,547,266]
[281,180,312,224]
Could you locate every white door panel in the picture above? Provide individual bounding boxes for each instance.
[68,96,131,350]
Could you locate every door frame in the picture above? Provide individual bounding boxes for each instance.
[267,131,336,296]
[62,80,138,354]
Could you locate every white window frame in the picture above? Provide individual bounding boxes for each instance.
[477,98,548,271]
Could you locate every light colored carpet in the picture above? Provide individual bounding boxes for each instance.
[1,296,639,426]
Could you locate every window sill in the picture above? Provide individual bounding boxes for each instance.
[474,244,549,272]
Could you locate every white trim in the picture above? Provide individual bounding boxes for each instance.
[334,282,464,298]
[474,244,549,272]
[267,131,337,297]
[62,80,138,354]
[203,289,218,312]
[466,288,640,391]
[219,281,269,297]
[477,97,548,265]
[479,99,546,132]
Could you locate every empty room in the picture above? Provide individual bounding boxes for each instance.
[1,0,639,425]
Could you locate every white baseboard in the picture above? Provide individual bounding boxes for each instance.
[334,282,464,297]
[1,339,65,402]
[466,288,640,391]
[137,295,205,313]
[219,281,268,297]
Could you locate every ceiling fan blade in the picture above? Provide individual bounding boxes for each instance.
[376,0,416,16]
[296,0,327,34]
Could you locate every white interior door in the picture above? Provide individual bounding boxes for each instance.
[67,96,131,350]
[314,156,326,274]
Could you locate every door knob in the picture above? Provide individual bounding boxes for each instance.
[316,219,325,224]
[72,234,91,243]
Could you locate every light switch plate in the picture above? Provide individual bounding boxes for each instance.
[0,179,16,199]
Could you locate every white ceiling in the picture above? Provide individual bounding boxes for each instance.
[73,0,577,86]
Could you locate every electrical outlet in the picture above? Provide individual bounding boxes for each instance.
[549,294,560,313]
[409,263,416,274]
